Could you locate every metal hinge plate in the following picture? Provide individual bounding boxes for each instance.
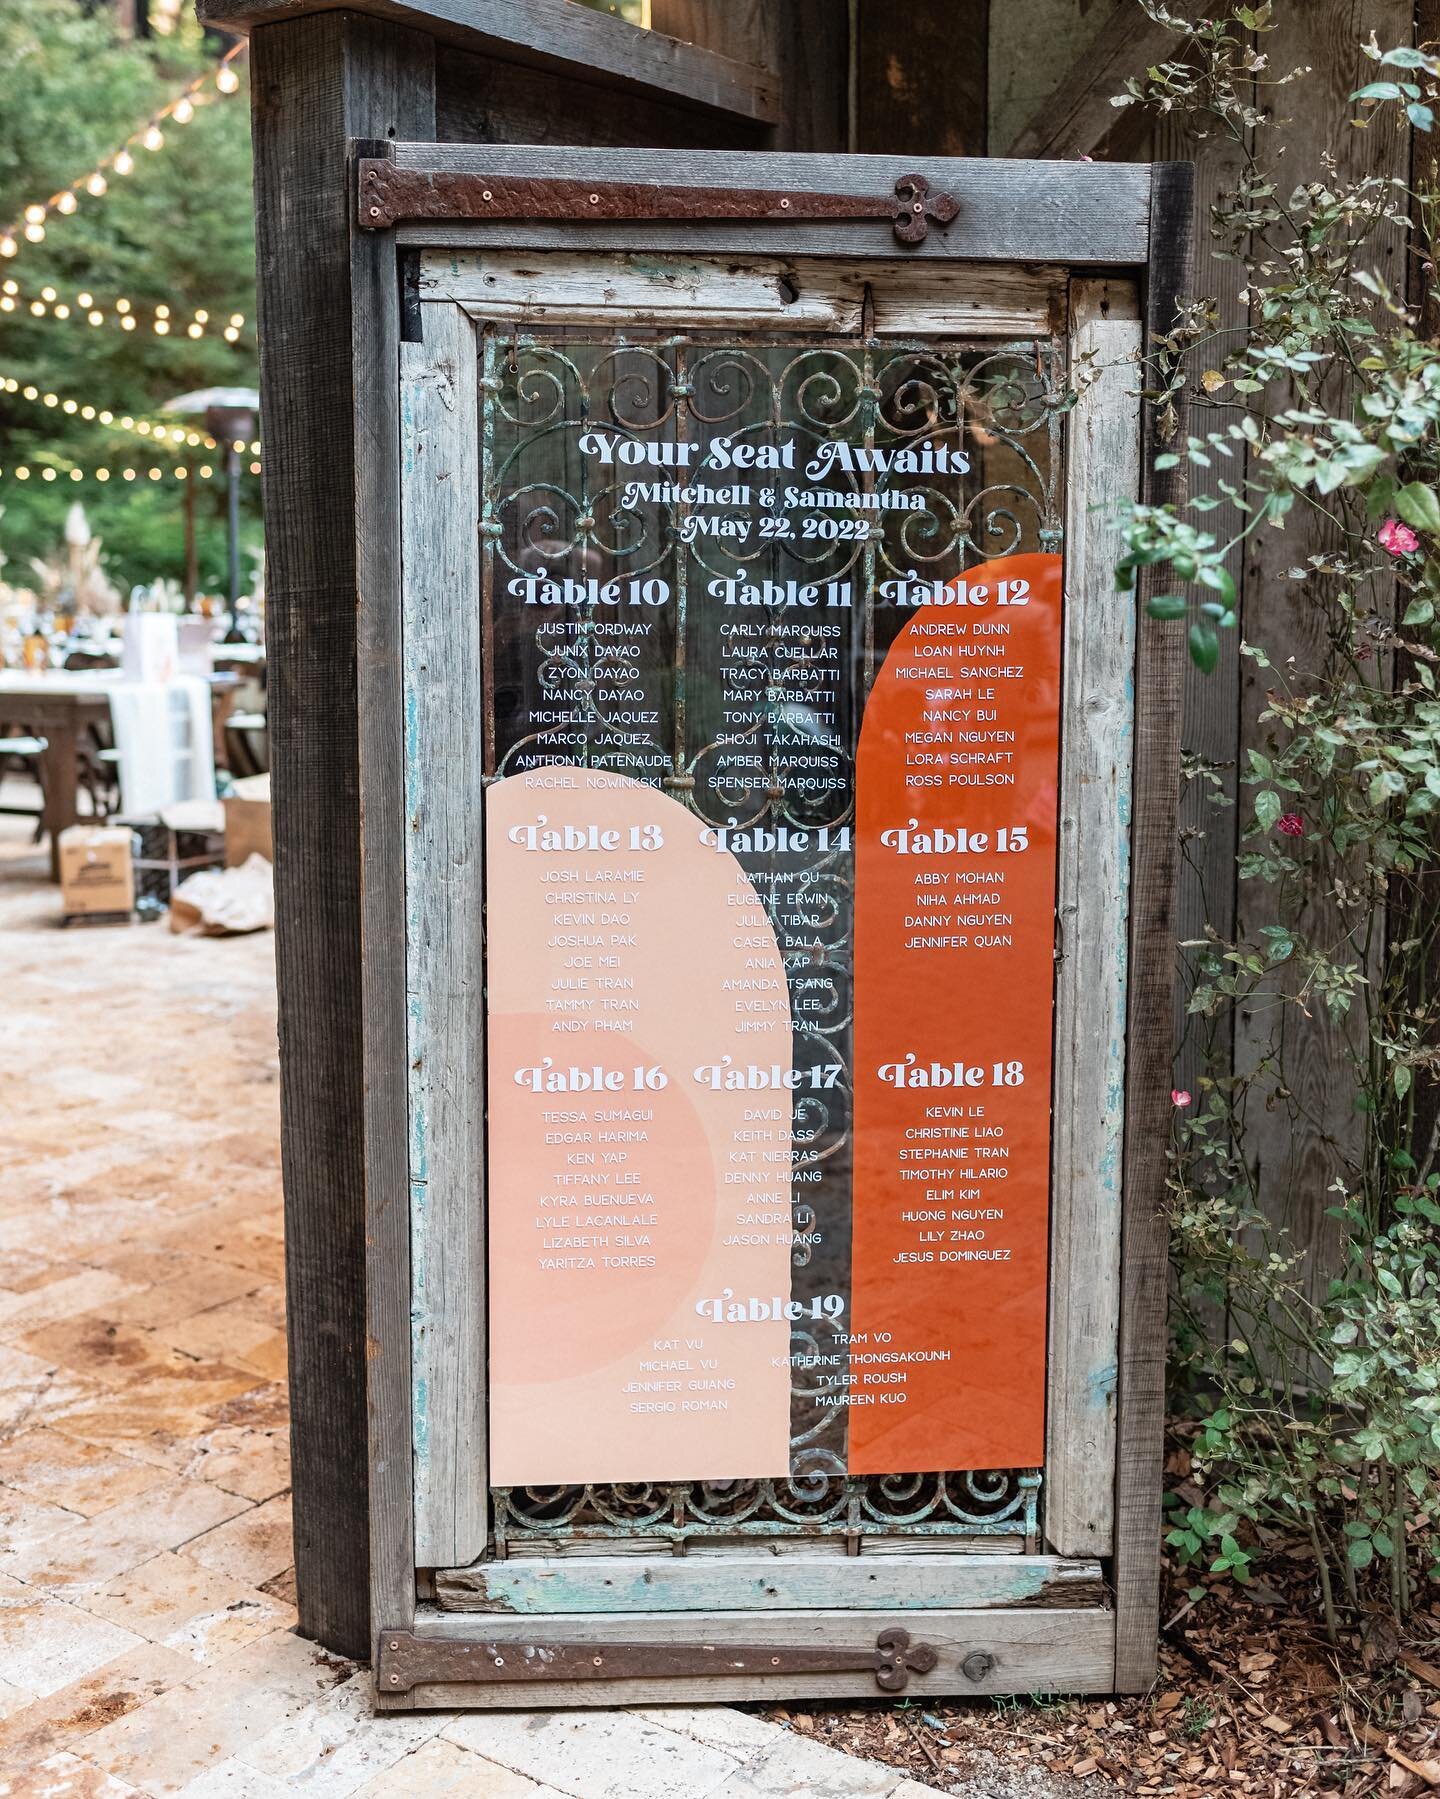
[357,165,959,245]
[378,1625,940,1694]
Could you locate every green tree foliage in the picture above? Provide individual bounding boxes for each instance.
[0,0,259,596]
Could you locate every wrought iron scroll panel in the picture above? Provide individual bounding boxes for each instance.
[478,326,1064,1557]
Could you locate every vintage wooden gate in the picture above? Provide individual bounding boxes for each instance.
[341,144,1190,1708]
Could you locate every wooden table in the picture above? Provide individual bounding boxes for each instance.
[0,670,238,880]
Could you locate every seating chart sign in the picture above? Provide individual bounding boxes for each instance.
[482,333,1064,1489]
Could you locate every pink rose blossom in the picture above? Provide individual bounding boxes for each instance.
[1171,1089,1192,1108]
[1277,813,1305,838]
[1378,518,1419,556]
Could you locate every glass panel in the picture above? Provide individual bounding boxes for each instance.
[481,328,1063,1552]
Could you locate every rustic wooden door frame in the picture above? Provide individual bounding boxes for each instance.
[357,148,1193,1704]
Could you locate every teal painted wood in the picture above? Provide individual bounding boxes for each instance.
[401,301,488,1567]
[435,1552,1105,1615]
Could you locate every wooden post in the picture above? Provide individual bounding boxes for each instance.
[247,12,436,1660]
[1114,161,1193,1693]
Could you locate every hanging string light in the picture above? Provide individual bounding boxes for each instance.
[0,45,246,262]
[0,372,261,456]
[0,278,250,344]
[0,458,260,484]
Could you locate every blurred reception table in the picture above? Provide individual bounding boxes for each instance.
[0,669,238,880]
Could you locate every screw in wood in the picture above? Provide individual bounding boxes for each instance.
[369,207,380,218]
[482,190,492,201]
[388,1640,399,1650]
[389,1673,400,1684]
[779,197,791,208]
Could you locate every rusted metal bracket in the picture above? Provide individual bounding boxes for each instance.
[357,164,959,245]
[378,1625,940,1694]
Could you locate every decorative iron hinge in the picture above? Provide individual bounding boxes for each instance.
[378,1625,940,1694]
[356,165,960,246]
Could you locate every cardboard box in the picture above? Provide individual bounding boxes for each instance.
[224,773,273,868]
[59,825,136,919]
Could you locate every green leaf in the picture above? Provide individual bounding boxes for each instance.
[1254,789,1282,831]
[1196,563,1238,607]
[1408,102,1435,132]
[1394,483,1440,533]
[1146,594,1188,621]
[1188,621,1219,675]
[1351,80,1405,100]
[1347,1536,1374,1570]
[1402,596,1436,627]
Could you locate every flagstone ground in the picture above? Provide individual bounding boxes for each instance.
[0,812,981,1799]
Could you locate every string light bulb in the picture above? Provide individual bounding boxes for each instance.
[173,97,194,124]
[24,205,45,226]
[86,173,107,198]
[216,64,239,93]
[55,192,77,215]
[142,126,165,153]
[24,223,44,244]
[0,237,16,257]
[113,150,134,177]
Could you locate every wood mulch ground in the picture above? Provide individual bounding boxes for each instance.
[760,1541,1440,1796]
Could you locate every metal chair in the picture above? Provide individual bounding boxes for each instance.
[0,733,49,840]
[224,710,270,778]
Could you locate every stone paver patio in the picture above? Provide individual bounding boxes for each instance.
[0,813,950,1799]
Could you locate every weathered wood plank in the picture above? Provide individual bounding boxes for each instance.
[386,145,1153,264]
[401,301,486,1569]
[423,250,1066,336]
[1146,95,1251,1139]
[1232,0,1409,1319]
[383,1606,1115,1708]
[197,0,779,124]
[650,0,847,152]
[1046,276,1143,1560]
[1001,2,1173,159]
[435,1553,1105,1614]
[853,0,987,158]
[432,45,765,153]
[1113,161,1193,1696]
[249,11,434,1663]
